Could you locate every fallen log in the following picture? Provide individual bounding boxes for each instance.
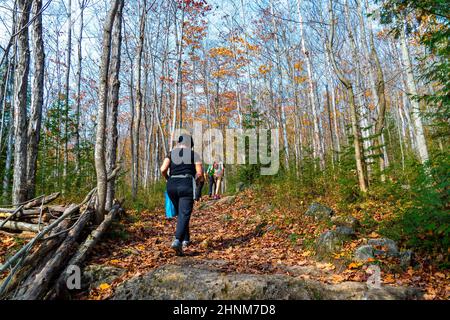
[0,220,43,233]
[0,186,97,275]
[53,203,124,298]
[0,207,40,214]
[0,203,80,274]
[23,192,60,209]
[0,167,120,299]
[0,206,64,218]
[0,206,24,228]
[14,209,94,300]
[0,219,71,298]
[47,205,67,214]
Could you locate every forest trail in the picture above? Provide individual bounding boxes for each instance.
[80,190,440,300]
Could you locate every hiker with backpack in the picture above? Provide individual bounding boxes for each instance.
[206,160,225,200]
[207,161,217,198]
[160,134,203,255]
[214,160,225,198]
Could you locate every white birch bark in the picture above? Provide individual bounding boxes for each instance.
[399,25,429,164]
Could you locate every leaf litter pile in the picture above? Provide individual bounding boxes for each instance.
[2,189,448,300]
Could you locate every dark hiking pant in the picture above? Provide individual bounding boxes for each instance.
[208,175,216,196]
[167,178,194,242]
[195,180,204,201]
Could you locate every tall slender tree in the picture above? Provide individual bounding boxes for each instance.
[94,0,121,223]
[12,0,32,204]
[27,0,45,199]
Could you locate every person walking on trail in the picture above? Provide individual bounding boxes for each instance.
[207,161,217,198]
[207,160,225,200]
[160,134,203,256]
[214,160,225,199]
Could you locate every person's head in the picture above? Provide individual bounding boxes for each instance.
[177,134,194,149]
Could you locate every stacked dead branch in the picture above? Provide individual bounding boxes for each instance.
[0,167,124,300]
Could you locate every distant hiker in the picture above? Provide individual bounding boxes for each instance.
[207,161,218,198]
[214,160,225,199]
[160,134,203,255]
[207,160,225,200]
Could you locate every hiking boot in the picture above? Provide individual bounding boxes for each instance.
[171,239,183,256]
[182,240,190,248]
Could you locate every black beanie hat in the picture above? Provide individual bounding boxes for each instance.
[178,134,194,147]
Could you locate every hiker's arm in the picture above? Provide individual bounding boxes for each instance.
[195,163,204,183]
[160,158,170,180]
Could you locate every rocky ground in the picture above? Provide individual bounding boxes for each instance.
[69,189,449,300]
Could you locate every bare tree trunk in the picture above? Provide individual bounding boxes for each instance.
[26,0,45,200]
[105,0,124,210]
[325,84,335,169]
[131,0,147,200]
[12,0,32,204]
[326,0,368,193]
[297,0,323,168]
[269,0,289,168]
[170,2,185,147]
[94,0,121,223]
[324,49,341,159]
[358,0,388,181]
[399,24,429,164]
[74,0,87,182]
[62,0,72,194]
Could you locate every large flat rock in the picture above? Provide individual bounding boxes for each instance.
[111,264,422,300]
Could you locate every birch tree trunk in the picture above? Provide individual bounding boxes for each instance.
[326,0,368,193]
[94,0,121,223]
[26,0,45,200]
[358,0,389,180]
[63,0,72,192]
[324,49,341,159]
[297,0,323,168]
[343,0,371,181]
[399,24,429,164]
[12,0,32,204]
[74,0,87,181]
[269,0,289,168]
[131,0,147,200]
[170,2,185,148]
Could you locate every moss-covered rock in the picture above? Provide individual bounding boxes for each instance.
[305,203,334,221]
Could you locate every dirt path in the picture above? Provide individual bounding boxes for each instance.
[81,191,446,300]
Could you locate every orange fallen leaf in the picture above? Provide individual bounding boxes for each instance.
[383,274,395,284]
[98,283,111,290]
[348,262,362,269]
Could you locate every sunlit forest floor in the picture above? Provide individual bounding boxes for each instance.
[62,188,449,300]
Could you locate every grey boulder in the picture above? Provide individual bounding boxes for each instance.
[305,203,334,221]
